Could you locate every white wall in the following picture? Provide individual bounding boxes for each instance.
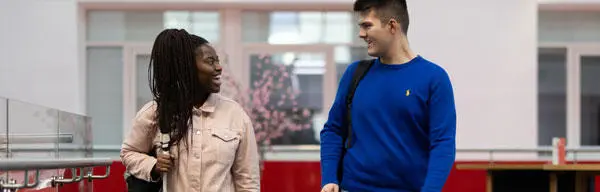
[0,0,83,114]
[408,0,538,150]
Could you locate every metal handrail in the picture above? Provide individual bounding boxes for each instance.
[0,158,112,171]
[8,144,600,153]
[260,145,600,163]
[0,133,74,144]
[5,145,600,164]
[0,158,113,191]
[266,145,600,153]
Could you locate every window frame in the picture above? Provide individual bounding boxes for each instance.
[539,42,600,148]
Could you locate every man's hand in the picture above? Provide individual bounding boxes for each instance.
[321,183,339,192]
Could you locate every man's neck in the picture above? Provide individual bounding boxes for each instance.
[380,38,417,64]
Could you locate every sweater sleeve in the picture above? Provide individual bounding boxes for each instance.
[421,69,457,192]
[319,62,357,187]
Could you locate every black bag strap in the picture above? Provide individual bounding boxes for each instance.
[344,59,375,149]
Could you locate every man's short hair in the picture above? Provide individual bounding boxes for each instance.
[353,0,410,34]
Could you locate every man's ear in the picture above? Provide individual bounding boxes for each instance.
[387,18,399,34]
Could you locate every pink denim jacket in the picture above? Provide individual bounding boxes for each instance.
[121,94,260,192]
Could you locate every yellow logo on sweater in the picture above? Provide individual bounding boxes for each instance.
[406,89,411,96]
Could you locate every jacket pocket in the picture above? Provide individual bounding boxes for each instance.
[211,128,241,165]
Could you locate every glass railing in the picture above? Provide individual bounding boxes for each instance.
[0,96,101,191]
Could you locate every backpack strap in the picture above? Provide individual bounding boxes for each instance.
[344,59,375,149]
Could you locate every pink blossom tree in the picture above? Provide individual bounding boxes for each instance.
[220,54,311,170]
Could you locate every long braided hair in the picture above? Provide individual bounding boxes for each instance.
[148,29,209,147]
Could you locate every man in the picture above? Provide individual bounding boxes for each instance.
[320,0,456,192]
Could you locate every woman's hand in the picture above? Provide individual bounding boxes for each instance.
[153,152,173,173]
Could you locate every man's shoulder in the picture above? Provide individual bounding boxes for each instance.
[417,56,446,72]
[421,57,447,73]
[415,56,451,81]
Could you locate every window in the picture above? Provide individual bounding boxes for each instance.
[579,56,600,145]
[86,47,123,148]
[246,52,326,145]
[241,11,366,146]
[334,46,372,83]
[537,48,567,146]
[241,11,356,45]
[135,55,152,110]
[539,10,600,147]
[85,10,221,153]
[87,11,220,43]
[539,11,600,43]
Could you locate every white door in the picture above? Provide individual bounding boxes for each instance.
[123,45,152,140]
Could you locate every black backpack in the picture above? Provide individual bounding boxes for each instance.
[336,59,375,183]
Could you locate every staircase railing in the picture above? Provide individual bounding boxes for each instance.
[0,157,113,191]
[0,96,98,191]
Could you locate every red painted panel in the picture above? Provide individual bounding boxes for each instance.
[91,162,127,192]
[261,161,321,192]
[442,162,487,192]
[596,176,600,192]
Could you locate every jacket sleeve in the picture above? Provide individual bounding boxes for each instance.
[232,110,261,192]
[120,102,159,182]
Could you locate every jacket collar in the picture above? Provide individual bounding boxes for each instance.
[193,93,217,113]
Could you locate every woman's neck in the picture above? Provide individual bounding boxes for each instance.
[194,92,210,108]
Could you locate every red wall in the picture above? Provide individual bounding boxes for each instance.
[258,161,487,192]
[87,161,486,192]
[20,161,600,192]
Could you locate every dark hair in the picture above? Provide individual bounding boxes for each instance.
[353,0,410,34]
[148,29,209,147]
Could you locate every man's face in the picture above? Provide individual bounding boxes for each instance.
[358,10,393,57]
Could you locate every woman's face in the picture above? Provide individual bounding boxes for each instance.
[195,44,222,93]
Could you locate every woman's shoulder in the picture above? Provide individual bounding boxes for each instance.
[213,94,245,112]
[136,101,157,118]
[212,94,252,130]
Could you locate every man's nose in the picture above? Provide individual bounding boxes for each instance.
[358,29,367,39]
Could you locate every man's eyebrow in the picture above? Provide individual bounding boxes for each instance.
[358,21,371,26]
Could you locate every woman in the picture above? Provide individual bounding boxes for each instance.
[120,29,260,192]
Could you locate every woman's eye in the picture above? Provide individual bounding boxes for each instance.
[205,58,220,65]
